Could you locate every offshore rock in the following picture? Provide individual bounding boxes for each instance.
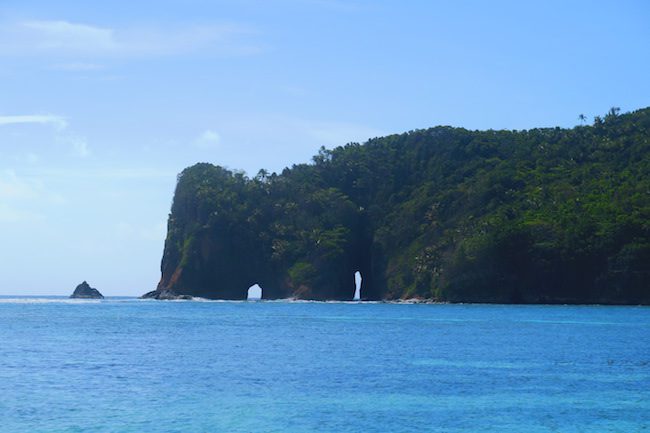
[141,289,193,300]
[70,281,104,299]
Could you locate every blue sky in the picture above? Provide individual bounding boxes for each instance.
[1,0,648,295]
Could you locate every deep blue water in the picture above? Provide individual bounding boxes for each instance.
[0,298,649,432]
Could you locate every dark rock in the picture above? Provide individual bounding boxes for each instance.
[70,281,104,299]
[141,289,192,300]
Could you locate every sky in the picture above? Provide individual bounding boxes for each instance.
[0,0,648,296]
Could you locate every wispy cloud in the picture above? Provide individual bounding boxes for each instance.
[0,169,40,200]
[0,20,261,58]
[15,152,40,164]
[195,129,221,149]
[0,203,44,223]
[57,133,91,158]
[0,169,65,206]
[0,113,92,157]
[0,170,57,223]
[22,167,177,180]
[20,20,116,53]
[297,0,365,12]
[0,114,67,130]
[50,62,105,71]
[73,138,90,157]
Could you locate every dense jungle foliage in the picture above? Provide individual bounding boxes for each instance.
[152,107,650,303]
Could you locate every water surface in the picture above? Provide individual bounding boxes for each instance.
[1,298,648,432]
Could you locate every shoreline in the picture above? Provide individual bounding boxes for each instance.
[1,295,648,306]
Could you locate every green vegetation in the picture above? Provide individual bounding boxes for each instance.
[153,107,650,303]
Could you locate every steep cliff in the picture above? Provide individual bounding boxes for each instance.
[145,108,650,303]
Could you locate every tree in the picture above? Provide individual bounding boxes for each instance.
[255,168,269,183]
[154,107,650,304]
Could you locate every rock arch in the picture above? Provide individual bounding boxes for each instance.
[247,284,262,300]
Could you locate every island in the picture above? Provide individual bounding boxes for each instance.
[143,107,650,304]
[70,281,104,299]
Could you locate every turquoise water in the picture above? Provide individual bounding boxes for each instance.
[0,298,649,432]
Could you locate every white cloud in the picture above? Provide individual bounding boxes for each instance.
[21,20,117,53]
[0,20,260,58]
[195,129,221,149]
[0,169,39,200]
[74,139,90,157]
[62,134,91,158]
[0,114,67,130]
[0,114,91,157]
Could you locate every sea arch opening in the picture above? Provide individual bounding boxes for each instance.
[247,284,262,300]
[354,271,362,301]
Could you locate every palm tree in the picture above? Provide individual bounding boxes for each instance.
[578,114,586,124]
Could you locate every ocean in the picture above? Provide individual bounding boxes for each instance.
[0,297,648,432]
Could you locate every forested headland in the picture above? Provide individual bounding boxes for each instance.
[144,107,650,304]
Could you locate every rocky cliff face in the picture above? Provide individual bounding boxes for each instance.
[145,108,650,304]
[70,281,104,299]
[144,166,373,300]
